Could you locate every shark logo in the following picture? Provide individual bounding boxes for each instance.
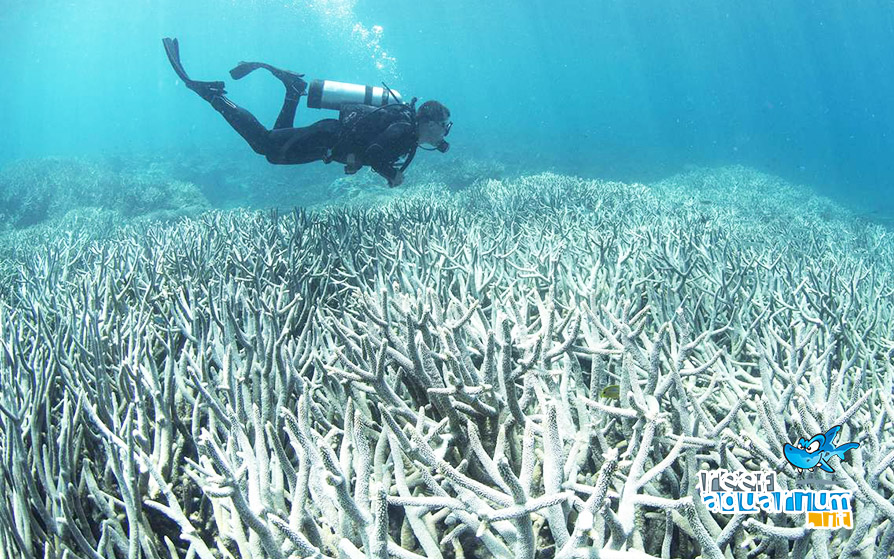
[783,425,859,473]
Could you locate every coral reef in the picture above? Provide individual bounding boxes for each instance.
[0,157,209,230]
[408,154,507,192]
[0,168,892,559]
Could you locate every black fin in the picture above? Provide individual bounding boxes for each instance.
[229,61,306,92]
[163,37,226,100]
[189,80,227,102]
[162,37,191,83]
[230,61,266,80]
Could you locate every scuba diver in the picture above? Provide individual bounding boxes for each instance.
[162,38,451,187]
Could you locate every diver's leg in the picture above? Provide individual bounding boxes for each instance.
[209,97,273,155]
[264,119,340,164]
[230,61,307,129]
[273,95,300,130]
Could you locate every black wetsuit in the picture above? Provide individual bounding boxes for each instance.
[210,92,418,185]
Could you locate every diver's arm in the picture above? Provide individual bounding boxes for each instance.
[366,121,412,186]
[364,122,412,160]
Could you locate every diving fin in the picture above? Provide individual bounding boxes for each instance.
[230,61,267,80]
[163,37,191,83]
[162,37,226,101]
[230,61,307,99]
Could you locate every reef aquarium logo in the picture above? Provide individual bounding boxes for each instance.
[699,425,859,530]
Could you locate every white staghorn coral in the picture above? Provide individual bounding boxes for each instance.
[0,168,891,559]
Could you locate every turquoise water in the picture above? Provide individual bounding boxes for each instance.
[2,3,894,557]
[1,1,892,212]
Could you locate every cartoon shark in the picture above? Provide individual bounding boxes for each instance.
[783,425,859,473]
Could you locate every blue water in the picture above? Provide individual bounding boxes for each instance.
[1,0,892,213]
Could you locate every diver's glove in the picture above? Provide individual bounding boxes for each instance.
[344,153,362,175]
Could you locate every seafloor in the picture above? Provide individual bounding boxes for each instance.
[0,158,892,559]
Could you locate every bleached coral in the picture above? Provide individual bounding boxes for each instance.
[0,169,892,559]
[0,157,209,230]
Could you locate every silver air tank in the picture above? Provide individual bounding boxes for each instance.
[306,79,402,110]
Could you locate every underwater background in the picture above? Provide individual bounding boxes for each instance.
[1,0,893,214]
[2,2,894,559]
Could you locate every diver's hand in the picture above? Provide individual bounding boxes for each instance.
[389,171,404,188]
[345,153,361,175]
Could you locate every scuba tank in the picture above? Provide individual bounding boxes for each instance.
[306,79,402,110]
